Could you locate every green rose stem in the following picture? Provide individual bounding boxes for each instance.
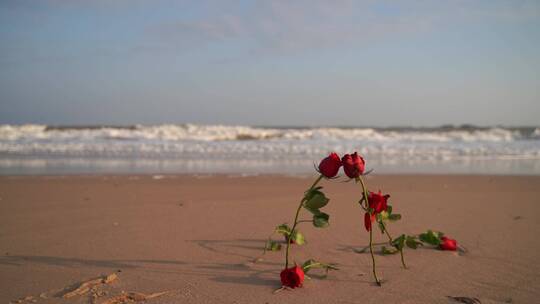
[284,174,324,269]
[379,222,407,269]
[357,176,381,286]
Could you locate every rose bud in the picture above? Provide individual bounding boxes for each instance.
[368,190,389,214]
[318,152,342,178]
[341,152,365,179]
[280,266,305,288]
[439,236,457,251]
[284,234,295,244]
[364,212,375,232]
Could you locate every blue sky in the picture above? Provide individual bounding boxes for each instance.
[0,0,539,126]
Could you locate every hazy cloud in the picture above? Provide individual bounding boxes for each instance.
[138,0,540,54]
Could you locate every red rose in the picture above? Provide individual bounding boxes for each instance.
[439,236,457,251]
[280,266,305,288]
[368,190,389,214]
[364,212,375,231]
[341,152,365,179]
[318,152,342,178]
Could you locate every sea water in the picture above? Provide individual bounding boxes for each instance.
[0,124,539,175]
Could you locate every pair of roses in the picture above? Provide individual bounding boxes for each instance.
[317,152,364,179]
[273,152,458,289]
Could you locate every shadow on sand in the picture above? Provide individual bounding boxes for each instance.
[1,238,284,288]
[0,255,186,269]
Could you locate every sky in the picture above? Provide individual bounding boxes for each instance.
[0,0,539,127]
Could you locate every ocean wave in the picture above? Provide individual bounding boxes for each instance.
[0,124,539,162]
[0,124,537,142]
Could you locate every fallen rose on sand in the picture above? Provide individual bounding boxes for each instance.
[439,236,458,251]
[280,266,304,288]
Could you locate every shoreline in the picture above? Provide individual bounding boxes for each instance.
[2,158,538,176]
[1,172,540,178]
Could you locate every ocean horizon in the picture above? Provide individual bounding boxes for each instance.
[1,123,539,175]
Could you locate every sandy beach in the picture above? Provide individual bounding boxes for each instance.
[1,174,539,303]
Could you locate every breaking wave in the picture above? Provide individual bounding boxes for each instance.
[0,124,540,164]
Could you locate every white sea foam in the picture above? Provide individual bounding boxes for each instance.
[0,124,539,165]
[0,124,531,142]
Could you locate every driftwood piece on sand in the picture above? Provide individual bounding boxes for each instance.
[100,291,168,304]
[63,273,118,298]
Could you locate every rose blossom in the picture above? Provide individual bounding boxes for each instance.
[439,236,457,251]
[341,152,365,179]
[280,266,305,288]
[318,152,342,178]
[368,190,389,214]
